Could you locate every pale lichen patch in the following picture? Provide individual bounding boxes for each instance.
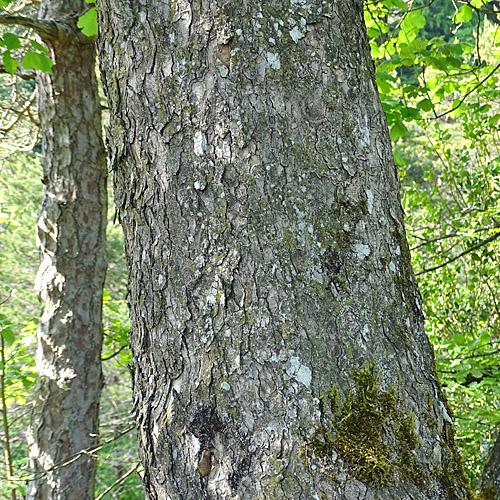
[194,130,207,157]
[266,52,281,70]
[354,243,370,259]
[366,189,373,215]
[287,356,312,387]
[289,26,305,43]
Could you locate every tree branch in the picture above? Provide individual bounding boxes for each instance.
[0,14,58,40]
[94,463,140,500]
[23,425,136,482]
[438,348,500,362]
[415,230,500,276]
[101,344,127,361]
[433,62,500,120]
[410,224,499,251]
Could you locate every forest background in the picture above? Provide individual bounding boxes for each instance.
[1,0,500,498]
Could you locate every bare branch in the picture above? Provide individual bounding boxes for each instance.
[101,344,128,361]
[24,425,136,480]
[410,224,499,251]
[95,463,140,500]
[433,62,500,120]
[415,230,500,276]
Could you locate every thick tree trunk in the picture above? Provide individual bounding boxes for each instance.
[27,1,107,499]
[97,1,471,498]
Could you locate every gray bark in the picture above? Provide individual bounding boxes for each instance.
[27,1,107,498]
[97,1,471,498]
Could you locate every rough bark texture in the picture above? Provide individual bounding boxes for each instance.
[97,1,471,499]
[27,1,107,498]
[478,432,500,499]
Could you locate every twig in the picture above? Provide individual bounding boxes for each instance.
[410,231,459,251]
[416,230,500,275]
[95,463,140,500]
[410,224,500,251]
[23,425,135,481]
[437,348,500,362]
[433,62,500,119]
[101,344,127,361]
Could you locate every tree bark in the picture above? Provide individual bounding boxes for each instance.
[97,1,471,498]
[478,431,500,499]
[27,1,107,498]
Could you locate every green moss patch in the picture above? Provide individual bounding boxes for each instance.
[302,362,425,487]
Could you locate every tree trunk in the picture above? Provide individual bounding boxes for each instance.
[27,1,107,498]
[97,1,471,498]
[478,431,500,499]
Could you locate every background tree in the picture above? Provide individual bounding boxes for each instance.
[477,435,500,499]
[0,3,141,499]
[97,0,471,498]
[0,0,108,497]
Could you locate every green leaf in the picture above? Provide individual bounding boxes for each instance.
[106,304,120,313]
[30,40,48,53]
[21,376,34,389]
[77,7,98,38]
[21,51,53,74]
[400,11,426,43]
[367,27,382,39]
[3,33,21,50]
[2,51,19,76]
[390,122,408,141]
[417,98,433,111]
[400,106,419,120]
[394,153,406,167]
[1,328,15,346]
[454,5,473,24]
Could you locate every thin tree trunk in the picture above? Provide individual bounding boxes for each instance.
[478,431,500,499]
[97,1,471,498]
[26,1,107,498]
[1,332,17,500]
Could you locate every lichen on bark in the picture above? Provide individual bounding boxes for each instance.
[97,0,472,498]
